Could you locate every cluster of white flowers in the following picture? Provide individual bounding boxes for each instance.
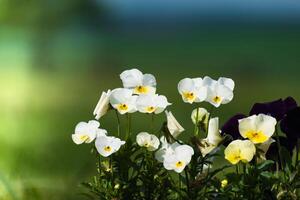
[74,68,279,174]
[72,68,172,158]
[178,76,234,107]
[71,120,125,157]
[94,69,171,117]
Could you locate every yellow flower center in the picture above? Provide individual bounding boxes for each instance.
[104,146,112,152]
[144,142,150,147]
[245,130,268,144]
[226,150,242,165]
[175,161,184,168]
[213,96,222,104]
[146,106,156,113]
[80,135,89,142]
[118,104,128,111]
[183,92,196,102]
[134,85,149,94]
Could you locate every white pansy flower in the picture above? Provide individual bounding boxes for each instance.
[204,76,234,108]
[238,114,277,144]
[155,137,180,163]
[225,139,256,165]
[136,94,171,114]
[120,68,156,95]
[163,144,194,173]
[165,111,184,138]
[177,78,207,104]
[95,135,125,157]
[72,120,106,145]
[93,90,112,120]
[136,132,160,151]
[110,88,137,114]
[198,117,223,156]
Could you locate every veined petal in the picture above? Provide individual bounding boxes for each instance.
[203,76,217,87]
[207,117,222,145]
[155,95,171,114]
[218,77,235,91]
[165,111,185,138]
[175,145,194,163]
[255,114,277,138]
[178,78,194,94]
[136,94,156,113]
[216,84,233,104]
[142,74,157,88]
[93,90,112,120]
[239,140,256,162]
[120,68,143,88]
[238,115,257,139]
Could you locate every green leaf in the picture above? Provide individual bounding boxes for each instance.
[257,160,274,171]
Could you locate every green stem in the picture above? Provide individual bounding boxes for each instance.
[115,110,121,137]
[296,139,299,166]
[178,173,182,198]
[275,126,284,170]
[126,113,131,140]
[151,113,154,134]
[194,107,199,136]
[235,164,239,174]
[184,167,190,193]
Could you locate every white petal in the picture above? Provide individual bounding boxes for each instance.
[136,94,154,113]
[218,77,235,91]
[155,148,166,163]
[175,145,194,163]
[120,68,143,88]
[96,128,107,138]
[72,134,84,145]
[110,88,133,105]
[207,117,222,145]
[93,90,111,120]
[142,74,157,87]
[216,85,233,104]
[87,120,100,129]
[178,78,194,94]
[256,114,277,137]
[155,95,171,114]
[240,140,256,162]
[238,116,257,138]
[165,111,184,138]
[195,86,207,102]
[203,76,217,87]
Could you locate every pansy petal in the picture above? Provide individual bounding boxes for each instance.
[218,77,235,90]
[120,68,143,88]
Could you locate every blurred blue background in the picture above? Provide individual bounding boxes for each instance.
[0,0,300,199]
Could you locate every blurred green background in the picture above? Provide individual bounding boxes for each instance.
[0,0,300,199]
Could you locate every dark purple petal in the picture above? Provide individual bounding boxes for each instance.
[266,136,296,167]
[221,114,247,141]
[249,99,286,121]
[283,96,298,112]
[280,107,300,140]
